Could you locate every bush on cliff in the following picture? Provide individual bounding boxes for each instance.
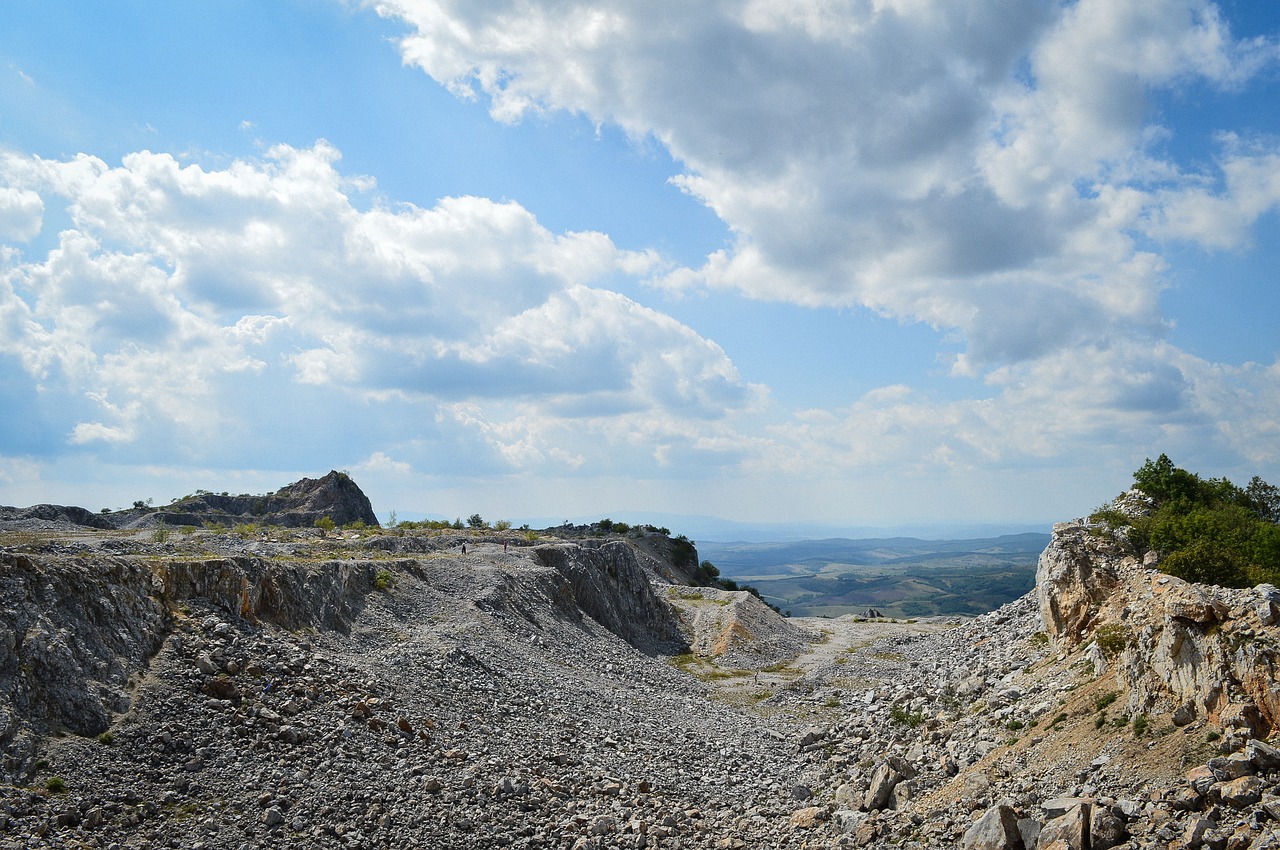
[1093,454,1280,588]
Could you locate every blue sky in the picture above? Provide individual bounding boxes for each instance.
[1,0,1278,533]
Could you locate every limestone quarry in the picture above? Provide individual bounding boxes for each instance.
[3,477,1280,849]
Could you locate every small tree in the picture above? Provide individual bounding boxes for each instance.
[315,516,336,537]
[467,513,487,529]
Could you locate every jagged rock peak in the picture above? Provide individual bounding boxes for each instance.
[139,470,380,530]
[0,470,381,531]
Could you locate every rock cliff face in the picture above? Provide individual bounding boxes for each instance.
[1037,509,1280,747]
[529,540,687,654]
[0,531,694,787]
[0,552,169,780]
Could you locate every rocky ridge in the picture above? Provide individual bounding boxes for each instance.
[0,471,379,532]
[3,488,1280,848]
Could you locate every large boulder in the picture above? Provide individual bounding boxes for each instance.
[961,804,1025,850]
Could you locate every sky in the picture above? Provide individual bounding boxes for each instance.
[1,0,1279,535]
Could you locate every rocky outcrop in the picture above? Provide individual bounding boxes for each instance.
[137,470,379,529]
[0,504,117,530]
[0,471,381,532]
[1036,512,1280,745]
[0,552,170,781]
[666,583,817,667]
[0,551,393,783]
[529,539,687,654]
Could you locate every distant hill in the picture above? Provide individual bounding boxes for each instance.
[697,533,1050,618]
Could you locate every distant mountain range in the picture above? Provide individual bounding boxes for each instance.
[697,533,1050,618]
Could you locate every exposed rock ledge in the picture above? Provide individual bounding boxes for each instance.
[1037,514,1280,746]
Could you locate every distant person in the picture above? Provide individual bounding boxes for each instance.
[461,543,467,555]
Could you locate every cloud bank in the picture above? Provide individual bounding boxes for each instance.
[0,143,764,479]
[375,0,1280,367]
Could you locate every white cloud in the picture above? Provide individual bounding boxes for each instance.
[373,0,1280,372]
[752,338,1279,489]
[0,142,761,471]
[355,451,412,474]
[0,186,43,241]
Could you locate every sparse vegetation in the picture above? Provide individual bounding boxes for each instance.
[1091,454,1280,588]
[889,704,925,728]
[44,777,66,793]
[1092,624,1130,658]
[374,570,393,591]
[1094,691,1119,712]
[671,535,698,573]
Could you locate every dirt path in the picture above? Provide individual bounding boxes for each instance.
[700,613,959,709]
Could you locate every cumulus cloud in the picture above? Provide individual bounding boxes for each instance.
[0,143,761,472]
[0,186,42,241]
[372,0,1280,371]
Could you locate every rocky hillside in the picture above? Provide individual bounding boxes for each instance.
[0,470,379,531]
[3,486,1280,849]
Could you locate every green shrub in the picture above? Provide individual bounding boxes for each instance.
[314,516,335,536]
[1094,455,1280,588]
[670,535,697,572]
[1132,714,1149,737]
[96,731,114,745]
[1092,625,1129,658]
[1094,691,1119,712]
[374,570,393,592]
[889,704,925,728]
[44,777,66,793]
